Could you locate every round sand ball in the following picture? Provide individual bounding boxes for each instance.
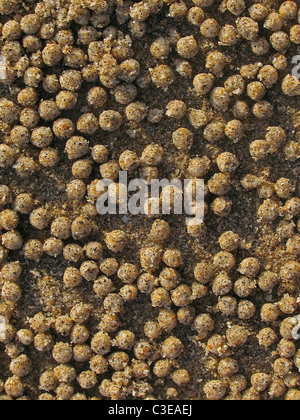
[54,316,73,338]
[0,209,19,231]
[99,110,122,132]
[193,73,215,96]
[117,263,139,285]
[17,87,38,108]
[65,136,89,161]
[125,102,147,123]
[176,36,198,59]
[2,281,22,302]
[114,84,137,106]
[238,258,260,278]
[23,239,43,261]
[20,14,41,34]
[210,87,230,111]
[90,355,108,375]
[91,145,108,164]
[53,118,75,140]
[50,217,71,240]
[118,150,139,172]
[236,17,259,40]
[53,364,76,384]
[171,284,192,307]
[77,113,99,136]
[203,380,226,400]
[257,327,278,348]
[200,18,220,38]
[103,293,124,313]
[251,373,271,392]
[38,100,60,122]
[225,75,245,96]
[251,37,270,56]
[153,359,172,378]
[10,126,30,148]
[249,4,268,21]
[212,273,233,297]
[150,37,170,59]
[194,262,214,284]
[151,287,171,308]
[226,325,249,347]
[144,321,163,340]
[208,173,231,196]
[175,60,193,79]
[219,231,240,252]
[52,342,73,364]
[72,160,93,179]
[70,324,90,345]
[261,303,280,323]
[234,276,256,298]
[63,267,83,288]
[56,91,77,111]
[258,65,278,89]
[93,275,115,298]
[1,261,22,283]
[214,251,236,272]
[270,31,291,51]
[150,64,175,90]
[59,70,82,92]
[171,369,190,386]
[166,100,187,119]
[257,199,279,222]
[99,160,120,181]
[282,75,300,96]
[217,152,239,174]
[140,246,162,272]
[43,237,63,257]
[42,74,60,94]
[226,0,246,15]
[99,259,119,277]
[70,303,91,325]
[218,358,239,377]
[5,376,24,398]
[3,20,21,40]
[91,332,111,356]
[63,244,84,263]
[188,156,211,178]
[24,67,43,88]
[258,271,278,292]
[161,336,184,359]
[211,197,232,217]
[42,43,63,67]
[19,108,40,129]
[79,260,99,282]
[219,25,240,46]
[77,371,97,390]
[34,333,54,352]
[70,217,92,241]
[141,144,164,166]
[163,249,182,268]
[278,339,296,359]
[204,121,225,142]
[290,25,300,44]
[104,230,127,253]
[0,144,15,169]
[120,284,138,302]
[86,86,107,108]
[84,242,103,261]
[137,273,156,294]
[238,300,256,320]
[17,329,34,346]
[206,51,228,76]
[2,230,23,250]
[279,1,298,20]
[66,180,86,201]
[275,178,295,199]
[172,127,194,151]
[30,126,53,149]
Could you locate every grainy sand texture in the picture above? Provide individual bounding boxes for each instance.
[0,0,299,401]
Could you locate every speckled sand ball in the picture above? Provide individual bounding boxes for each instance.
[203,380,227,400]
[193,73,215,96]
[150,65,175,90]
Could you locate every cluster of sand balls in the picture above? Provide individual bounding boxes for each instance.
[0,0,299,401]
